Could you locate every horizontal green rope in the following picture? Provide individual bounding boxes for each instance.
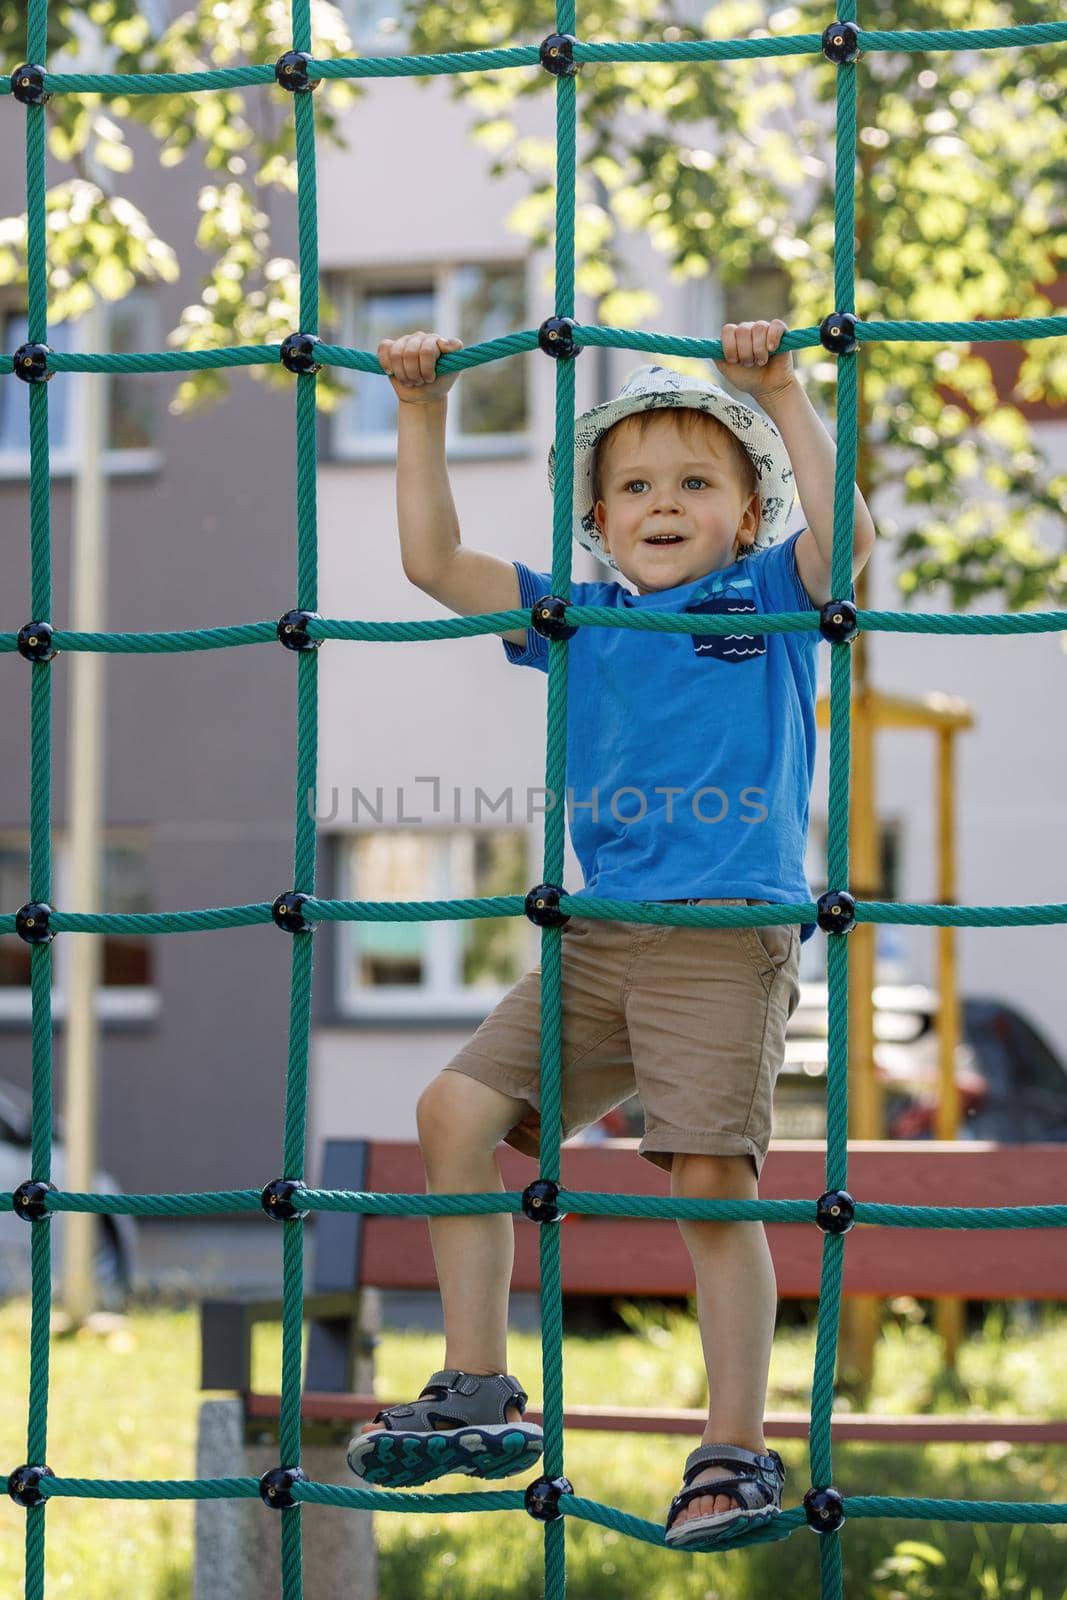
[573,317,1067,351]
[4,315,1065,380]
[2,606,1066,657]
[6,1189,1066,1229]
[3,896,1065,939]
[34,1476,1067,1529]
[558,899,1067,928]
[41,1478,260,1501]
[1,22,1064,101]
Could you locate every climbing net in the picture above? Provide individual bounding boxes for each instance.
[3,2,1067,1596]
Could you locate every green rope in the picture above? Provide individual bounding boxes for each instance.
[4,605,1067,653]
[5,1187,1066,1230]
[4,3,1066,1597]
[1,23,1065,102]
[6,315,1067,379]
[4,896,1067,941]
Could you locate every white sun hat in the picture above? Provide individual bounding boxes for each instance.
[547,362,796,572]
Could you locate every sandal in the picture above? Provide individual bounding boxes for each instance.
[345,1368,544,1489]
[664,1442,785,1551]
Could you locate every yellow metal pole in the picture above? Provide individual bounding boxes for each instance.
[934,726,965,1365]
[62,294,109,1327]
[837,566,881,1401]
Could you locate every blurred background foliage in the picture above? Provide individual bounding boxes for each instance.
[1,0,1064,607]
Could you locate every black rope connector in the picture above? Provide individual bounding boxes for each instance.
[277,610,323,651]
[271,891,314,933]
[279,332,323,374]
[524,884,570,928]
[816,890,856,935]
[524,1475,573,1521]
[13,1180,56,1222]
[537,316,580,362]
[17,622,57,662]
[10,64,51,106]
[12,343,53,384]
[274,51,319,93]
[8,1465,55,1507]
[815,1190,855,1235]
[258,1464,308,1508]
[539,34,579,77]
[804,1484,846,1533]
[821,22,861,65]
[260,1179,309,1222]
[819,312,859,356]
[521,1179,565,1224]
[15,903,55,945]
[818,600,858,644]
[530,596,578,642]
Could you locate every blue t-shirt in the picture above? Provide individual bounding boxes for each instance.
[503,529,843,945]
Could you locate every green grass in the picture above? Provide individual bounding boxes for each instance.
[1,1296,1065,1598]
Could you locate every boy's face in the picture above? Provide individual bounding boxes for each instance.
[592,413,760,595]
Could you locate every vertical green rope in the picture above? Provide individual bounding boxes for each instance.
[810,8,860,1596]
[276,2,320,1594]
[538,5,579,1597]
[23,1,54,1595]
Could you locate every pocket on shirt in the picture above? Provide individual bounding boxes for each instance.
[686,594,766,663]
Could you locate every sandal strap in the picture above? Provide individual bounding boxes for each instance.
[682,1442,784,1487]
[425,1370,529,1412]
[668,1474,774,1523]
[667,1444,785,1529]
[372,1370,528,1432]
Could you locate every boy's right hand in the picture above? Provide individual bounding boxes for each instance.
[378,332,464,405]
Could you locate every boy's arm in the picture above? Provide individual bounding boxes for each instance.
[397,397,528,648]
[758,380,877,609]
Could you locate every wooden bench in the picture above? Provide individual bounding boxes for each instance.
[200,1137,1067,1446]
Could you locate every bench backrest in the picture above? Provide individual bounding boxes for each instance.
[338,1137,1067,1302]
[200,1137,1065,1398]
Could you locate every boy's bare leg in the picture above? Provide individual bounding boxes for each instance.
[360,1073,530,1435]
[670,1152,778,1527]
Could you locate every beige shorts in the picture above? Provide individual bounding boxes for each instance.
[444,898,802,1180]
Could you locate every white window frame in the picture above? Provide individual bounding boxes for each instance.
[0,290,164,482]
[335,827,534,1020]
[0,830,159,1024]
[328,263,532,464]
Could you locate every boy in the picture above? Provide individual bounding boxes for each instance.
[347,319,876,1550]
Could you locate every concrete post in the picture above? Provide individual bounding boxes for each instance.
[195,1290,380,1599]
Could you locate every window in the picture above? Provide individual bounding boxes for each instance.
[106,292,157,451]
[0,833,157,1021]
[337,828,532,1017]
[0,316,73,457]
[340,0,409,52]
[329,263,529,460]
[0,290,160,476]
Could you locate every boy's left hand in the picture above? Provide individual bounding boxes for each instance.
[715,319,795,403]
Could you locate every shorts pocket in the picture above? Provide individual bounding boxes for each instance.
[683,898,795,974]
[740,898,796,974]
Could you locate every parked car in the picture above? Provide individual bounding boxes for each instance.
[885,996,1067,1142]
[0,1078,137,1308]
[584,985,1067,1144]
